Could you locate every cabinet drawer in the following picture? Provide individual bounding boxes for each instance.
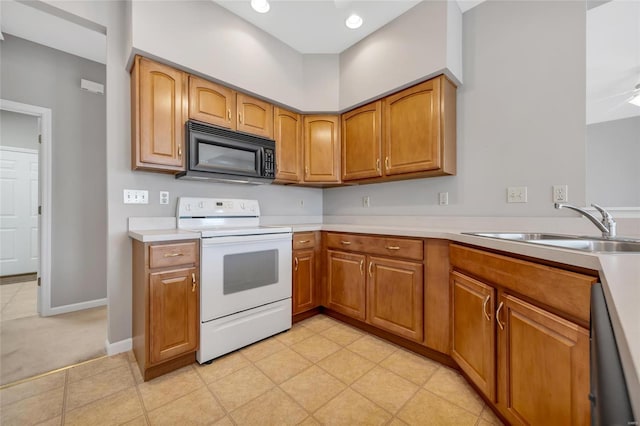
[326,233,423,260]
[450,244,596,325]
[293,232,316,249]
[149,241,198,269]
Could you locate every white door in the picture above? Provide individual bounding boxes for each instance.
[0,147,39,276]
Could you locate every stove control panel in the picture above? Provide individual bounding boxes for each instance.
[177,197,260,218]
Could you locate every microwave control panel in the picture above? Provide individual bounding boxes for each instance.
[264,148,275,178]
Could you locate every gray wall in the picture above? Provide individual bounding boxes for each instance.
[586,116,640,206]
[324,0,586,217]
[0,34,107,307]
[0,110,39,151]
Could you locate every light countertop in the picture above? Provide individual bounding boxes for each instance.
[128,220,639,415]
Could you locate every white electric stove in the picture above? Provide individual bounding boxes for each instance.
[177,197,292,364]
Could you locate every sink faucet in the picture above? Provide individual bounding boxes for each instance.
[554,203,617,238]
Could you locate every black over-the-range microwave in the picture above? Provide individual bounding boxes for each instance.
[176,120,276,184]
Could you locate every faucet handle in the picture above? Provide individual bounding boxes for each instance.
[591,203,614,221]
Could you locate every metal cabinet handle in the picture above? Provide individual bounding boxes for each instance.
[385,157,390,170]
[191,273,196,292]
[368,261,373,277]
[294,257,299,271]
[386,246,400,250]
[496,301,505,330]
[305,166,309,175]
[297,240,311,244]
[360,259,364,275]
[482,295,491,321]
[376,158,380,172]
[340,241,351,245]
[178,145,182,158]
[227,109,231,121]
[238,112,242,124]
[164,252,184,258]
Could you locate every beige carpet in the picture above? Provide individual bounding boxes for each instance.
[0,306,107,385]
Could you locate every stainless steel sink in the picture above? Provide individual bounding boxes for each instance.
[463,232,640,253]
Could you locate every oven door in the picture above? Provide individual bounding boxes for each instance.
[200,233,292,322]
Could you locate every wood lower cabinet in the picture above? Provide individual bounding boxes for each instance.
[132,239,200,381]
[131,56,187,172]
[303,115,341,183]
[450,244,594,425]
[292,232,320,315]
[451,271,496,401]
[149,267,198,364]
[367,256,423,341]
[325,233,425,343]
[274,107,302,183]
[498,294,589,426]
[326,250,366,320]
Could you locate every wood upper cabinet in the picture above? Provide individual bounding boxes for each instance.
[131,56,187,172]
[149,267,198,364]
[303,115,341,183]
[450,271,496,401]
[187,75,272,139]
[326,250,366,320]
[367,256,423,341]
[188,76,236,129]
[497,294,589,426]
[274,107,302,183]
[383,75,456,177]
[342,101,382,181]
[237,93,273,139]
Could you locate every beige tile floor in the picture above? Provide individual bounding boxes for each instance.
[0,314,504,426]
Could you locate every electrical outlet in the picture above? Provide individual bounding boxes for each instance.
[507,186,528,203]
[362,196,370,207]
[438,192,449,205]
[123,189,148,204]
[160,191,169,205]
[553,185,568,203]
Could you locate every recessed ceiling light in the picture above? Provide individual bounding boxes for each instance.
[345,14,363,29]
[251,0,270,14]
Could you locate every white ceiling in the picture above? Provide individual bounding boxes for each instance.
[214,0,484,54]
[0,0,106,64]
[586,0,640,124]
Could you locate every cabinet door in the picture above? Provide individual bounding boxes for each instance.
[326,250,366,320]
[293,249,316,314]
[133,56,186,171]
[341,101,382,181]
[450,271,496,401]
[237,93,273,139]
[188,76,236,129]
[149,267,198,364]
[383,78,441,175]
[367,256,423,342]
[303,115,341,183]
[497,294,589,426]
[274,107,302,183]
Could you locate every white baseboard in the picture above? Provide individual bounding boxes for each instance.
[44,297,107,316]
[105,338,132,356]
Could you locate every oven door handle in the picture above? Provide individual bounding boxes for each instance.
[201,233,292,246]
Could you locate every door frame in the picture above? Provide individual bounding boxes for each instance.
[1,99,53,316]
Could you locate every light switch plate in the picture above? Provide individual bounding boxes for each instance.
[124,189,148,204]
[507,186,527,203]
